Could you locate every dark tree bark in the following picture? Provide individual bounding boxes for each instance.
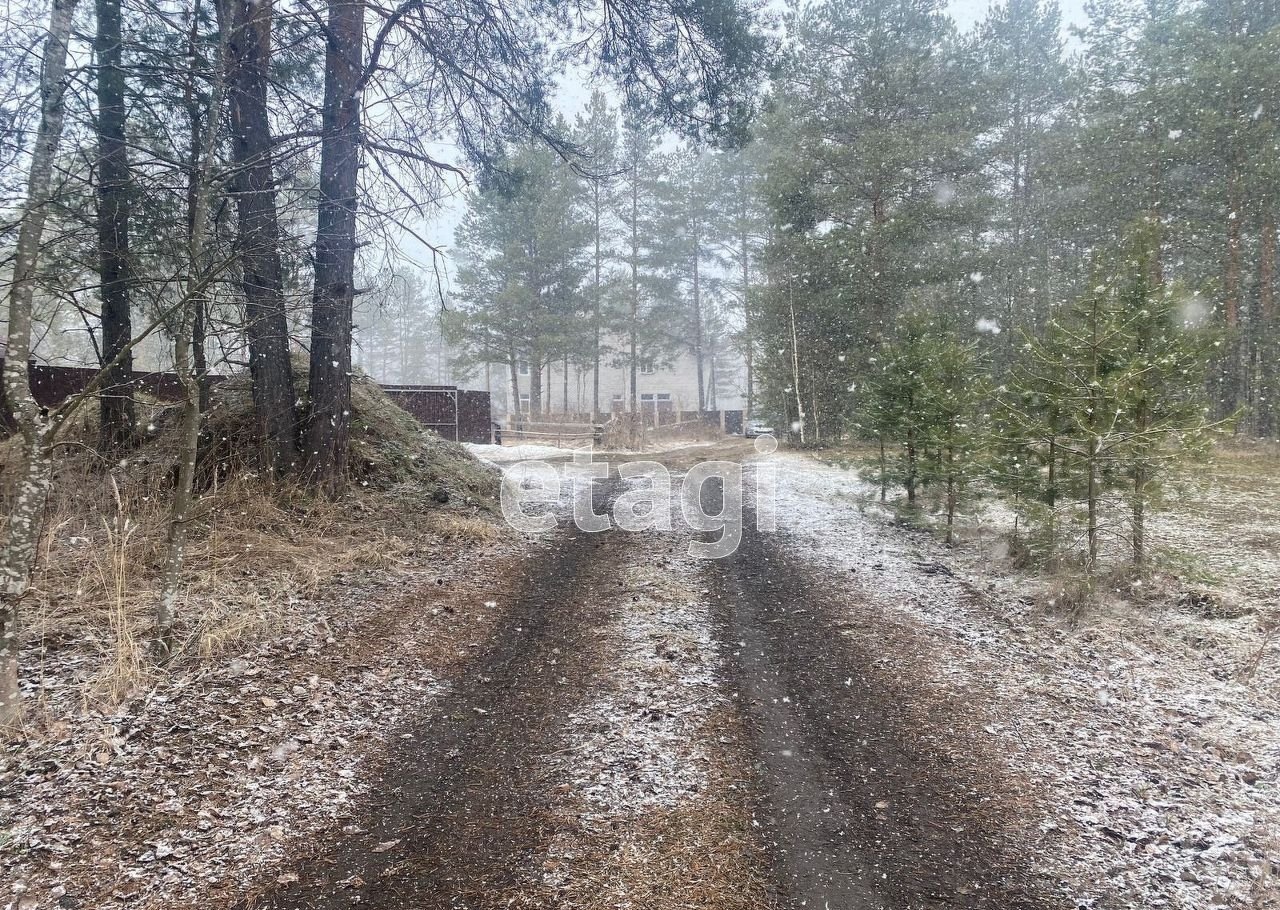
[95,0,135,451]
[740,211,753,421]
[1222,162,1244,415]
[304,0,364,493]
[185,3,211,414]
[218,0,299,476]
[508,347,520,424]
[529,348,544,414]
[628,164,639,414]
[1259,213,1277,437]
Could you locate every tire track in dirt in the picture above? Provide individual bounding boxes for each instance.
[246,478,626,910]
[706,496,1058,910]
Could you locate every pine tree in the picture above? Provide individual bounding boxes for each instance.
[653,149,726,412]
[574,92,620,420]
[923,336,991,545]
[863,317,938,507]
[755,0,989,438]
[1179,0,1280,423]
[708,144,769,418]
[615,112,681,414]
[94,0,136,450]
[451,139,590,416]
[863,314,990,538]
[1002,226,1220,570]
[977,0,1070,347]
[1110,234,1220,566]
[993,344,1071,561]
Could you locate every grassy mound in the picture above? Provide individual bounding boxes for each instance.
[195,361,499,504]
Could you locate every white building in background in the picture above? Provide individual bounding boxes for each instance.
[484,341,747,419]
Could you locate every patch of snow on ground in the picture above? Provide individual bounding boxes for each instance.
[464,442,575,463]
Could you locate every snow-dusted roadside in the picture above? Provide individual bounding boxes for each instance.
[767,451,1279,909]
[545,545,722,819]
[534,510,768,910]
[1,548,518,910]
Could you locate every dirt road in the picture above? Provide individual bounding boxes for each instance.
[248,447,1056,910]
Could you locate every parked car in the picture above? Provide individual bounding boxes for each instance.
[744,419,776,439]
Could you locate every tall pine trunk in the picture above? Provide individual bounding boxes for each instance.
[218,0,299,476]
[741,225,752,421]
[1086,434,1100,572]
[878,436,887,502]
[905,425,917,504]
[95,0,135,450]
[507,348,520,426]
[692,228,705,412]
[1,0,80,730]
[592,183,602,422]
[944,432,957,546]
[1222,164,1244,416]
[529,349,543,414]
[788,278,805,445]
[1131,400,1150,568]
[628,163,639,415]
[1258,213,1276,438]
[1132,466,1147,568]
[1046,433,1057,560]
[305,0,364,494]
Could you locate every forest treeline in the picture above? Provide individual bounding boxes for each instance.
[447,0,1277,440]
[746,0,1277,571]
[442,0,1276,574]
[754,0,1277,439]
[447,98,764,417]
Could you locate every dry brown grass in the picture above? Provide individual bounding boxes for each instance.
[3,371,504,720]
[545,800,773,910]
[422,511,505,544]
[17,464,449,708]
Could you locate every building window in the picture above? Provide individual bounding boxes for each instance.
[519,393,530,411]
[655,392,671,402]
[639,358,655,375]
[518,360,529,376]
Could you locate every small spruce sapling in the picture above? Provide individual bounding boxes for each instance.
[922,337,990,545]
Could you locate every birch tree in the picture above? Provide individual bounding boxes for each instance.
[1,0,81,730]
